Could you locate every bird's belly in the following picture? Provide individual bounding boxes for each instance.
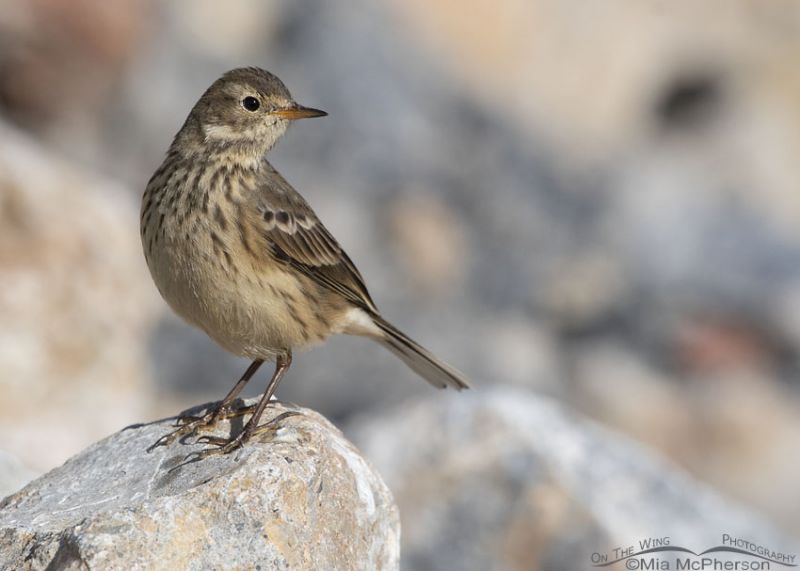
[146,238,338,359]
[207,272,326,358]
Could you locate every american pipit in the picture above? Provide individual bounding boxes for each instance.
[142,67,469,458]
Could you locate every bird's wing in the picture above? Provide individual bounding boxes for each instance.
[248,163,377,313]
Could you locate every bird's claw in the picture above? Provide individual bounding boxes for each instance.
[253,410,303,431]
[146,431,179,453]
[180,410,303,462]
[148,408,220,453]
[148,402,263,453]
[194,434,230,446]
[182,440,241,463]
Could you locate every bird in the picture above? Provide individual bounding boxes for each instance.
[141,67,469,458]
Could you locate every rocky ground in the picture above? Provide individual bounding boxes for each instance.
[349,388,799,571]
[2,391,795,571]
[0,401,399,570]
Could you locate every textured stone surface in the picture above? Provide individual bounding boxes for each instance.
[349,388,798,571]
[0,401,400,571]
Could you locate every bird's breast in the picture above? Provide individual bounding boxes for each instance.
[142,193,346,359]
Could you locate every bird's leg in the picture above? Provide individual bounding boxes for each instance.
[176,359,265,424]
[188,351,295,459]
[147,359,264,452]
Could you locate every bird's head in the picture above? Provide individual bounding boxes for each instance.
[179,67,326,158]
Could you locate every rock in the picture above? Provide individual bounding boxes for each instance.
[569,341,800,534]
[0,401,400,571]
[348,388,797,571]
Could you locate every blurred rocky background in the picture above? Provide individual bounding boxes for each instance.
[1,0,799,566]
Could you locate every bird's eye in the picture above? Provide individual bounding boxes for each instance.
[242,96,260,112]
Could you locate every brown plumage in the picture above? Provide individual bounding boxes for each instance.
[142,67,469,458]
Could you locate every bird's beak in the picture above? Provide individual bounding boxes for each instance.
[270,104,327,120]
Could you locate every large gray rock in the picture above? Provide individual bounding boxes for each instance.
[349,388,798,571]
[0,401,400,571]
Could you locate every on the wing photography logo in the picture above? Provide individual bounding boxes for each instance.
[591,534,797,570]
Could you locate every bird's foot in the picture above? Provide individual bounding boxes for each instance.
[182,411,302,463]
[176,402,256,426]
[147,402,257,453]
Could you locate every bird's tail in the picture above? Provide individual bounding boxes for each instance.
[371,314,470,390]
